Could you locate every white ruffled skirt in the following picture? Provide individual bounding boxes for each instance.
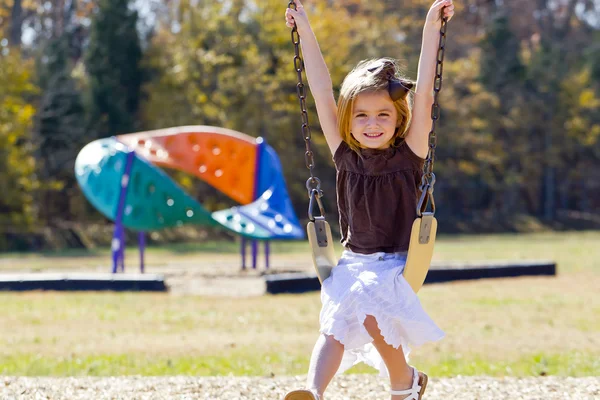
[319,249,445,377]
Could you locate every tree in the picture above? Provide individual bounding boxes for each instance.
[478,12,528,215]
[0,50,40,247]
[35,35,86,222]
[85,0,143,138]
[37,36,85,176]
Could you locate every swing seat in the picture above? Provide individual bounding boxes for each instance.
[308,214,436,293]
[307,218,336,283]
[403,213,437,293]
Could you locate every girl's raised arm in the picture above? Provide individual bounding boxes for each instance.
[286,0,342,155]
[406,0,454,159]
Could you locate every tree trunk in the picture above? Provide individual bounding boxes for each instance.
[9,0,23,47]
[544,162,555,220]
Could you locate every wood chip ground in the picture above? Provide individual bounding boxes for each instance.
[2,375,599,399]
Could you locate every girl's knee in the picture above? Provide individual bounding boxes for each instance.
[322,333,342,346]
[363,315,384,340]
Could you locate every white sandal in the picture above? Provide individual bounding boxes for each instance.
[284,389,320,400]
[390,367,428,400]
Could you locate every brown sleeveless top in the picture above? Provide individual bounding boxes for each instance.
[333,139,425,254]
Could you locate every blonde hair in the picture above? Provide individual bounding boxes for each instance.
[337,58,413,153]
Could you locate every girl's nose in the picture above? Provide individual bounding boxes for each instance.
[366,116,378,127]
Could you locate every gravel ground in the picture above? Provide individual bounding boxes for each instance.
[2,375,599,399]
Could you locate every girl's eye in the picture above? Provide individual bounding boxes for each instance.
[379,113,390,117]
[356,113,367,118]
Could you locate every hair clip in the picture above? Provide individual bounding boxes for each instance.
[367,65,413,101]
[388,79,413,101]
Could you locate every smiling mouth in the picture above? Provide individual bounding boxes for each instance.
[364,132,384,138]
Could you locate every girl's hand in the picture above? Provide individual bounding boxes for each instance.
[425,0,455,27]
[285,0,311,36]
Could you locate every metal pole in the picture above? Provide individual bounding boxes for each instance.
[252,240,258,269]
[139,231,145,273]
[112,150,135,274]
[111,224,121,274]
[119,225,125,272]
[241,236,247,270]
[265,240,270,270]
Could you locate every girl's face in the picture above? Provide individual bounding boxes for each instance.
[350,91,398,150]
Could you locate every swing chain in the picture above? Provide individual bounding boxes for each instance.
[417,16,448,217]
[289,0,324,221]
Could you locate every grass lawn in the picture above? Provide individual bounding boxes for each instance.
[0,231,599,377]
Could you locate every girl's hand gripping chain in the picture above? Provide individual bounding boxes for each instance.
[426,0,455,28]
[285,0,311,36]
[284,0,341,155]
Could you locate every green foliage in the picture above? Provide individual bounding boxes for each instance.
[479,14,525,92]
[36,37,86,175]
[85,0,143,138]
[0,50,40,241]
[34,36,87,223]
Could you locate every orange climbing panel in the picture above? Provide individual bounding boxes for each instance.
[117,126,258,205]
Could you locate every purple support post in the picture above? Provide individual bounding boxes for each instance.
[111,223,123,274]
[139,231,145,273]
[252,240,258,269]
[241,237,247,270]
[119,229,125,272]
[111,150,136,274]
[265,240,270,270]
[246,137,264,271]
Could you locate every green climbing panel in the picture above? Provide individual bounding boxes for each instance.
[122,154,216,231]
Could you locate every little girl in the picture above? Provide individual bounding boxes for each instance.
[284,1,455,399]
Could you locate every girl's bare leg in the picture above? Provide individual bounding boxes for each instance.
[305,333,345,398]
[363,315,415,400]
